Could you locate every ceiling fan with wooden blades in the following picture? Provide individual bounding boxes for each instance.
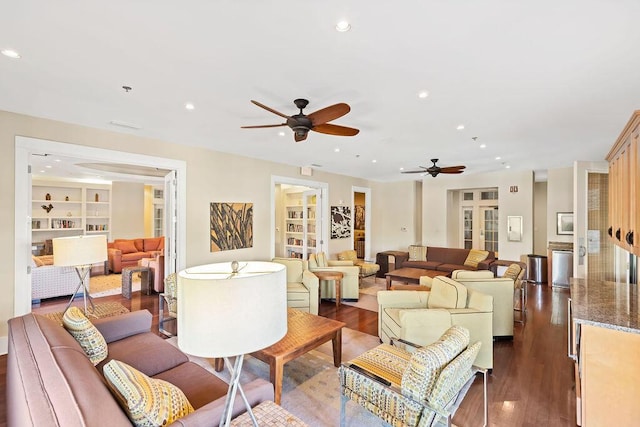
[402,159,466,177]
[241,98,360,142]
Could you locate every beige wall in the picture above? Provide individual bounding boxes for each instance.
[111,181,145,239]
[422,169,535,261]
[2,110,417,351]
[547,167,573,245]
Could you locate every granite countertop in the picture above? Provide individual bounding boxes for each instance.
[570,278,640,334]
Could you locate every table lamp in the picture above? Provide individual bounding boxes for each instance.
[177,261,287,426]
[52,235,107,315]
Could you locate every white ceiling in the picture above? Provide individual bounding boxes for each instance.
[3,1,639,182]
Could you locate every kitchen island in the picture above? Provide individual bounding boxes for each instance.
[569,278,640,426]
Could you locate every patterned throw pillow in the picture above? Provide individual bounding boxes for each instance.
[408,245,427,261]
[463,249,489,268]
[103,360,194,426]
[62,306,108,365]
[502,263,522,280]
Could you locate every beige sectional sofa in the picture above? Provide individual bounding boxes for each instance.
[7,310,273,426]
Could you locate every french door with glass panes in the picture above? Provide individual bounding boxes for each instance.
[480,206,499,252]
[459,188,499,252]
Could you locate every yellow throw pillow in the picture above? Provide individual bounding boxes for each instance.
[62,306,108,365]
[463,249,489,268]
[103,360,194,427]
[502,263,522,281]
[408,245,427,261]
[32,255,45,267]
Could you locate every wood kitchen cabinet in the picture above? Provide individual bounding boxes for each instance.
[606,111,640,256]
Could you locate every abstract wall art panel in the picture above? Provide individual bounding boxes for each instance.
[210,202,253,252]
[331,206,351,239]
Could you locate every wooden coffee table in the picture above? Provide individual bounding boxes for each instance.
[385,267,441,290]
[217,309,345,404]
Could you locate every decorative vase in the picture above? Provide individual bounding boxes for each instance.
[45,193,51,201]
[65,196,69,201]
[95,193,99,202]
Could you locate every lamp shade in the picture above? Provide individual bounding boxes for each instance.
[52,235,107,267]
[177,261,287,358]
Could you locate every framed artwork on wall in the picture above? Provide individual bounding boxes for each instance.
[210,202,253,251]
[331,206,351,239]
[556,212,574,235]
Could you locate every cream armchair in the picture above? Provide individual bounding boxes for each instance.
[272,257,319,315]
[308,252,360,300]
[377,276,494,369]
[336,249,380,282]
[450,269,515,338]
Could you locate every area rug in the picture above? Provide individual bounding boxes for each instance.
[43,301,130,325]
[89,273,141,298]
[341,276,384,312]
[167,328,383,426]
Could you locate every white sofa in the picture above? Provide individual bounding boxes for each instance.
[308,252,360,300]
[377,276,494,369]
[31,256,79,303]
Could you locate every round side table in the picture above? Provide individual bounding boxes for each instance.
[313,270,344,308]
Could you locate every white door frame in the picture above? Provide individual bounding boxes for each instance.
[270,175,329,259]
[14,136,187,317]
[351,186,372,260]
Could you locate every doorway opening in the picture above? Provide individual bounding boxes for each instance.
[352,186,372,260]
[271,176,328,260]
[15,136,186,317]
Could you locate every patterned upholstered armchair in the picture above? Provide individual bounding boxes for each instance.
[339,325,488,427]
[158,273,177,336]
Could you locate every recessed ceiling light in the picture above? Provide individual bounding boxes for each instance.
[479,144,486,148]
[495,156,501,160]
[1,49,21,59]
[184,102,195,110]
[505,165,511,169]
[45,165,52,168]
[456,124,465,130]
[335,21,351,32]
[399,167,404,171]
[334,148,340,153]
[278,131,286,137]
[54,159,61,162]
[372,159,377,163]
[418,90,429,99]
[39,170,45,173]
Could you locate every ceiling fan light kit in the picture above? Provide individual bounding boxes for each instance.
[241,98,359,142]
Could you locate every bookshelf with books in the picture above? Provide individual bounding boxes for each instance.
[283,189,318,259]
[32,179,112,243]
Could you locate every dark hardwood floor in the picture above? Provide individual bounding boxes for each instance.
[1,282,575,426]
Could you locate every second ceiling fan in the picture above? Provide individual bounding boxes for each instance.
[402,159,466,177]
[241,98,360,142]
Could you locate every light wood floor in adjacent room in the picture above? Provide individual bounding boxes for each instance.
[0,282,576,426]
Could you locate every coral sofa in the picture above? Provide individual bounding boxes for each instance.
[108,236,164,273]
[7,309,272,426]
[401,245,496,273]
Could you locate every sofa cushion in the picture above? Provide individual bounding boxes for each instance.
[502,263,522,281]
[428,277,468,309]
[98,331,189,377]
[143,237,164,252]
[62,307,108,365]
[464,249,490,268]
[103,359,194,426]
[152,361,229,409]
[402,260,442,270]
[338,250,358,262]
[115,240,138,254]
[408,245,427,261]
[316,252,328,267]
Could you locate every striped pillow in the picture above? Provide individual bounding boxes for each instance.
[316,252,328,267]
[103,360,194,426]
[408,245,427,261]
[62,306,108,365]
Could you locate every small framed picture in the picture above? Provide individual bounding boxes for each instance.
[557,212,574,235]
